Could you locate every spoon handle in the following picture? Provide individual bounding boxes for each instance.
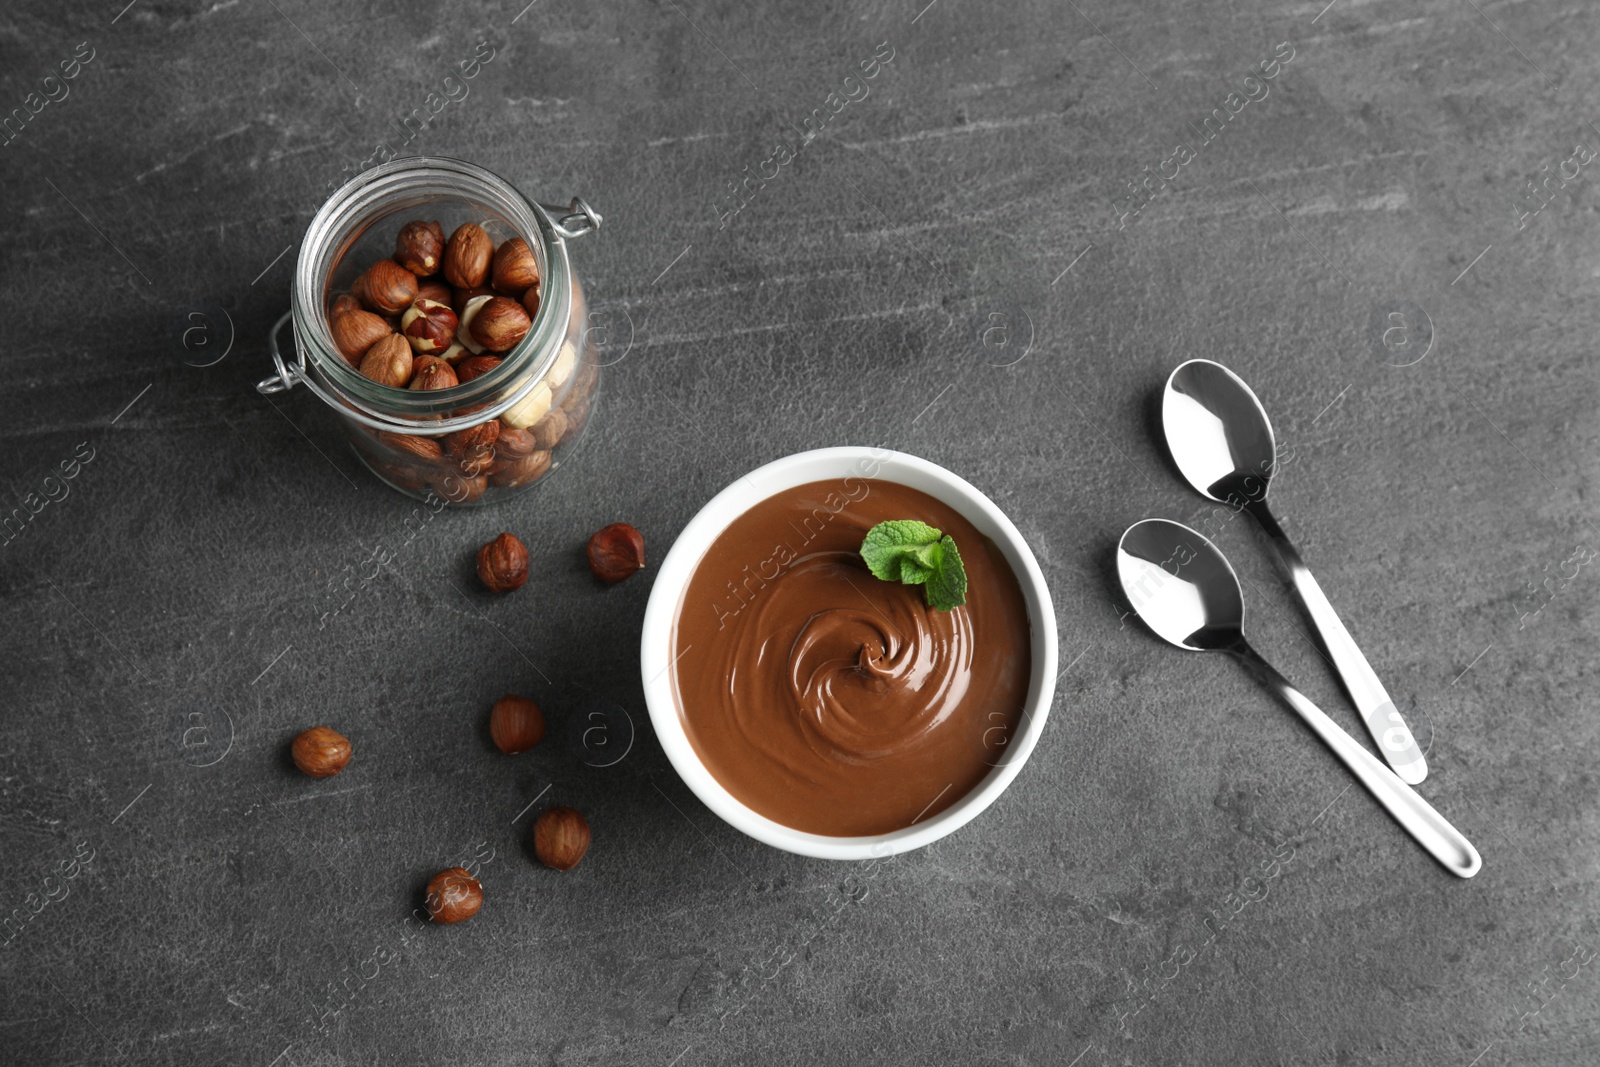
[1231,643,1480,878]
[1246,500,1429,785]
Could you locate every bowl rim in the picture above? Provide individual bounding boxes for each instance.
[639,446,1059,860]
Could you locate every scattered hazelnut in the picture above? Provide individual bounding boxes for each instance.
[477,532,529,592]
[424,867,483,924]
[409,355,459,392]
[376,431,444,463]
[443,418,499,459]
[331,307,394,365]
[292,726,351,778]
[534,807,590,871]
[394,219,445,276]
[457,293,495,355]
[469,296,531,353]
[400,297,458,355]
[359,333,414,388]
[354,258,418,316]
[455,355,502,383]
[531,409,568,451]
[491,237,540,296]
[587,523,646,584]
[416,279,452,306]
[487,449,551,489]
[490,695,545,754]
[443,222,493,288]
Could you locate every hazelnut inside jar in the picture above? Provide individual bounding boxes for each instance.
[257,157,605,507]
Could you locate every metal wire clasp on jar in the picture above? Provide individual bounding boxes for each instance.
[257,156,603,506]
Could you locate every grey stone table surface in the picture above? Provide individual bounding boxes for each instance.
[3,0,1598,1063]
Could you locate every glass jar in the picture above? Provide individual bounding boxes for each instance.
[257,156,603,506]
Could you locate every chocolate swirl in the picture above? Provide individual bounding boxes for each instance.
[758,553,973,763]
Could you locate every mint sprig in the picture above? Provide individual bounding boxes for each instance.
[859,520,968,611]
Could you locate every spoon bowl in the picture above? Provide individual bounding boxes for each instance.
[1116,520,1243,651]
[1162,359,1277,504]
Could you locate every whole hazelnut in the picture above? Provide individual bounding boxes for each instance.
[568,356,599,397]
[477,532,529,592]
[560,400,589,445]
[534,807,590,871]
[359,333,414,388]
[331,307,394,365]
[375,461,429,493]
[329,293,362,319]
[451,285,497,317]
[394,219,445,276]
[455,355,502,383]
[416,279,452,306]
[292,726,351,777]
[453,453,494,479]
[547,342,577,389]
[376,430,444,463]
[443,418,499,459]
[587,523,646,584]
[400,297,458,355]
[490,694,545,754]
[520,285,541,321]
[429,471,488,504]
[531,409,568,451]
[469,296,531,353]
[443,223,493,288]
[456,294,495,356]
[565,363,596,402]
[487,449,551,489]
[494,421,537,457]
[491,237,540,296]
[424,867,483,924]
[354,258,418,316]
[409,355,459,392]
[499,381,552,429]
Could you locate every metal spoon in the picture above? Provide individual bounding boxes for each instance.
[1116,519,1480,878]
[1161,359,1428,785]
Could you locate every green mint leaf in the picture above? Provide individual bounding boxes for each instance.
[860,520,943,581]
[859,521,968,611]
[897,557,934,584]
[923,535,968,611]
[911,540,944,571]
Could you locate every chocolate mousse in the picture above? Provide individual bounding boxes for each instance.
[672,478,1033,836]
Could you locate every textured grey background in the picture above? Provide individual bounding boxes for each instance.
[2,0,1598,1064]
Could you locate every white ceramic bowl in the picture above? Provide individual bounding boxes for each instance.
[640,447,1059,860]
